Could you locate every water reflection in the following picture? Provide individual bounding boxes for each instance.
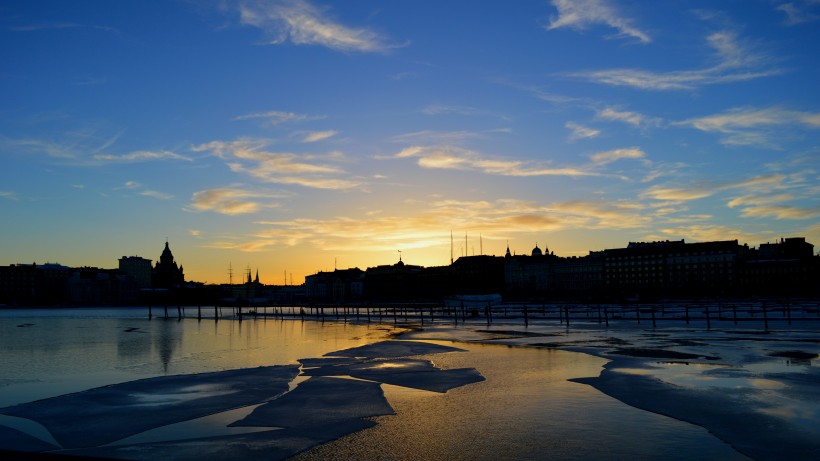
[295,342,748,461]
[0,309,395,408]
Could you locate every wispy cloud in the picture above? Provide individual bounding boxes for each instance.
[649,224,763,244]
[642,174,787,202]
[589,148,648,166]
[193,139,362,189]
[677,107,820,147]
[393,145,604,178]
[93,150,193,163]
[389,130,486,144]
[547,0,650,43]
[422,104,509,120]
[776,1,820,25]
[737,204,820,220]
[234,110,321,126]
[236,0,399,52]
[566,122,600,141]
[302,130,338,143]
[597,107,661,128]
[187,187,284,215]
[0,191,17,200]
[140,190,174,200]
[727,192,820,220]
[8,22,119,35]
[574,31,780,90]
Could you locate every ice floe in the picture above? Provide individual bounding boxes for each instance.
[0,339,483,460]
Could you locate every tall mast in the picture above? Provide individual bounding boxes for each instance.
[450,230,453,264]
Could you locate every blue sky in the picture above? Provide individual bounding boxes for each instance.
[1,0,819,284]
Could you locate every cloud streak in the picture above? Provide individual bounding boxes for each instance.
[678,107,820,147]
[547,0,650,43]
[234,110,321,126]
[193,139,362,189]
[393,145,605,178]
[187,187,284,215]
[642,174,787,202]
[93,150,193,163]
[566,122,600,140]
[573,31,780,90]
[237,0,398,52]
[302,130,338,143]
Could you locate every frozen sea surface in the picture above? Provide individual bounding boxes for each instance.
[2,309,817,460]
[401,319,820,461]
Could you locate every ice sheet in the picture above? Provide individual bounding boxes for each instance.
[0,366,299,449]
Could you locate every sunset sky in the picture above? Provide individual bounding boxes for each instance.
[2,0,819,284]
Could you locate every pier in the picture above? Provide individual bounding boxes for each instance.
[148,299,820,330]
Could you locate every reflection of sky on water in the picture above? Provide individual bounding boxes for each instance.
[0,308,390,407]
[612,356,820,431]
[129,384,237,407]
[298,342,748,461]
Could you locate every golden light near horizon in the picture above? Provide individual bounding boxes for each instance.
[1,0,818,284]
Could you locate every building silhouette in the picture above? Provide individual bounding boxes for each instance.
[152,241,185,289]
[119,256,152,289]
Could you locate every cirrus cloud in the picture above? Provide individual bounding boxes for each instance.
[236,0,399,53]
[193,139,363,190]
[187,187,285,215]
[547,0,650,43]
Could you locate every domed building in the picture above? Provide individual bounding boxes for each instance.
[152,241,185,289]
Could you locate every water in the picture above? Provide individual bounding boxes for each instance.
[0,307,395,407]
[295,342,749,461]
[0,308,750,460]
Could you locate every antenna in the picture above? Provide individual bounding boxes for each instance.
[228,263,233,286]
[450,230,453,264]
[480,234,483,255]
[465,233,467,257]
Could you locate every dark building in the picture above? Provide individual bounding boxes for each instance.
[602,240,742,299]
[152,241,185,289]
[739,237,818,296]
[119,256,152,289]
[504,243,558,298]
[551,252,604,297]
[449,255,505,296]
[364,258,424,302]
[67,267,139,305]
[0,263,71,305]
[304,268,364,303]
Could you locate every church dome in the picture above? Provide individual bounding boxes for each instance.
[531,244,543,256]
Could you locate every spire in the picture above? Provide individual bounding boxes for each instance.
[505,241,511,258]
[254,269,260,284]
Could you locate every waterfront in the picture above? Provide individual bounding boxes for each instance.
[1,307,818,460]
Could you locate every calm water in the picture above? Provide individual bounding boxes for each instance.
[0,308,749,460]
[296,342,749,461]
[0,307,395,407]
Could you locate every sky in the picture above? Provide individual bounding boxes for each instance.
[1,0,819,285]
